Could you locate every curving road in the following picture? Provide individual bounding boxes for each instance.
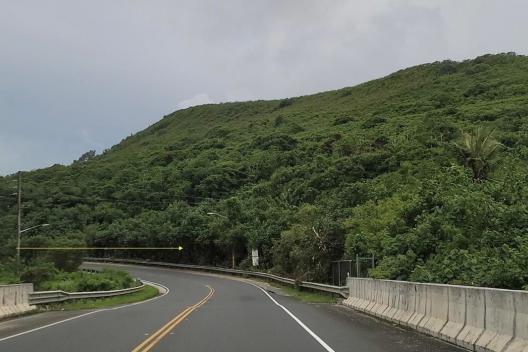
[0,263,463,352]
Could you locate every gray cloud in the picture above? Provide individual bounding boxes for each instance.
[1,0,527,175]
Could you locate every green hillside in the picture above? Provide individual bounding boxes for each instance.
[1,53,528,289]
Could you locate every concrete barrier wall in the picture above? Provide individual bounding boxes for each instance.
[344,278,528,352]
[0,283,36,320]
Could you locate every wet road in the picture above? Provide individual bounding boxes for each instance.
[0,263,463,352]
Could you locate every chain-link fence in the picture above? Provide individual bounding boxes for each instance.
[331,255,376,286]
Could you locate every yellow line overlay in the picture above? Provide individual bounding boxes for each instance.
[19,247,183,250]
[132,285,214,352]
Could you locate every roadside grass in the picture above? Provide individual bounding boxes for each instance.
[46,284,159,310]
[264,281,338,304]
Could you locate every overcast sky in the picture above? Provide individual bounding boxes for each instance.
[1,0,527,175]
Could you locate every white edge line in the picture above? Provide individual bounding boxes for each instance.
[0,281,169,343]
[83,263,334,351]
[106,280,169,311]
[250,283,336,352]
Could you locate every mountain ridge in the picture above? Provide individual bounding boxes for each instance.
[1,52,528,289]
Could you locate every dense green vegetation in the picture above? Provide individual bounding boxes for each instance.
[47,284,159,310]
[1,53,528,289]
[9,261,135,291]
[0,264,19,285]
[37,268,136,292]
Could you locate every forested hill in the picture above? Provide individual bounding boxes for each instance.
[2,53,528,289]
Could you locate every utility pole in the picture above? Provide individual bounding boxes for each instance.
[16,171,22,276]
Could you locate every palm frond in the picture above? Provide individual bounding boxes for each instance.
[456,127,502,180]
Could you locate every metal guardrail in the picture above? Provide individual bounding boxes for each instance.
[84,257,349,298]
[29,281,145,305]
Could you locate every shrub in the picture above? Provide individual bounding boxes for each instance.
[436,60,458,75]
[273,115,286,127]
[464,83,490,97]
[39,269,135,292]
[21,261,58,286]
[0,263,19,284]
[47,237,86,272]
[362,115,387,128]
[333,115,355,126]
[252,134,298,151]
[277,98,295,109]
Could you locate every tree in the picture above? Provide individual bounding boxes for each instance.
[75,150,96,163]
[47,237,86,272]
[456,128,502,181]
[272,205,344,282]
[209,198,248,268]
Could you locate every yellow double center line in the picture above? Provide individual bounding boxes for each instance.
[132,285,215,352]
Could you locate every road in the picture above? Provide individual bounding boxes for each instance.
[0,263,464,352]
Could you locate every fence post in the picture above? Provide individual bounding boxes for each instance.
[356,254,360,277]
[332,262,335,285]
[338,261,341,286]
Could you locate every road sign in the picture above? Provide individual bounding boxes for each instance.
[251,249,259,266]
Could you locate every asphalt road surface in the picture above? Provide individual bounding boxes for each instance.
[0,263,464,352]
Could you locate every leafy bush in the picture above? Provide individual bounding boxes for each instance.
[21,261,58,286]
[39,269,135,292]
[0,262,20,284]
[252,134,298,151]
[277,98,294,109]
[273,205,344,282]
[48,237,86,272]
[273,115,286,127]
[436,60,458,75]
[333,115,355,125]
[464,83,490,97]
[361,115,387,128]
[463,63,490,75]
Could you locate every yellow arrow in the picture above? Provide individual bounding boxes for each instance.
[19,247,185,250]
